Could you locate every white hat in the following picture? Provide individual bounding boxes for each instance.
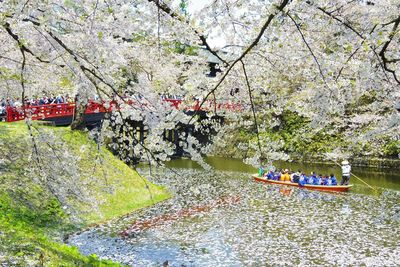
[341,160,349,165]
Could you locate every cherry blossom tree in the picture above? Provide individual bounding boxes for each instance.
[1,0,399,169]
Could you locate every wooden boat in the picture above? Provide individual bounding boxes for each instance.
[252,174,353,192]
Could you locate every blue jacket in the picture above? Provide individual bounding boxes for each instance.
[266,172,274,180]
[331,176,337,185]
[298,177,306,187]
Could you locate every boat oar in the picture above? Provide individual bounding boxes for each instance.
[329,158,378,192]
[349,172,378,192]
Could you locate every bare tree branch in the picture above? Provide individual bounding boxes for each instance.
[378,16,400,84]
[335,24,378,81]
[2,22,60,65]
[307,1,400,85]
[241,60,264,162]
[287,12,327,84]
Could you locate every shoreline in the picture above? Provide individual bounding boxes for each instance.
[287,157,400,170]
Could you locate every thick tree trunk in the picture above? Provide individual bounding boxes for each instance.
[70,94,87,130]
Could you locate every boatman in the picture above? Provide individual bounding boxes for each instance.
[340,160,351,185]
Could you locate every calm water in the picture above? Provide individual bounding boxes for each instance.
[69,157,400,266]
[168,157,400,192]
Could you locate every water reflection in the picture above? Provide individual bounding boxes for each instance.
[279,187,293,196]
[69,164,400,266]
[167,157,400,192]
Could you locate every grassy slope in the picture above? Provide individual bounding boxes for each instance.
[0,122,170,266]
[58,127,170,223]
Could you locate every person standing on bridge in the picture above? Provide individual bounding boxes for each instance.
[13,98,22,108]
[0,98,6,121]
[39,95,48,105]
[56,95,64,104]
[340,160,351,185]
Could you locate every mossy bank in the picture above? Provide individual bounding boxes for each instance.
[0,122,170,266]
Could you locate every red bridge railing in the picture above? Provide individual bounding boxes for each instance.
[5,99,243,123]
[6,103,76,122]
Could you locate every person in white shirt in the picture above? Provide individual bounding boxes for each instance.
[340,160,351,185]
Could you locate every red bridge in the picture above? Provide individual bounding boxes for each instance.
[4,99,243,124]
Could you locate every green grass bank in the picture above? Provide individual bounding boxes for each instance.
[0,122,170,266]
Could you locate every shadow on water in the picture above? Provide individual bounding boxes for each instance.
[68,157,400,266]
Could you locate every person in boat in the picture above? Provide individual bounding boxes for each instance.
[317,174,323,185]
[341,160,351,185]
[301,174,308,184]
[308,172,318,185]
[298,172,307,186]
[322,175,329,185]
[291,170,301,183]
[330,174,338,185]
[280,169,291,182]
[258,167,265,177]
[326,175,332,186]
[313,174,322,185]
[274,170,283,181]
[266,170,274,180]
[307,172,315,184]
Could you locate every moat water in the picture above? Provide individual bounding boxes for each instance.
[68,157,400,266]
